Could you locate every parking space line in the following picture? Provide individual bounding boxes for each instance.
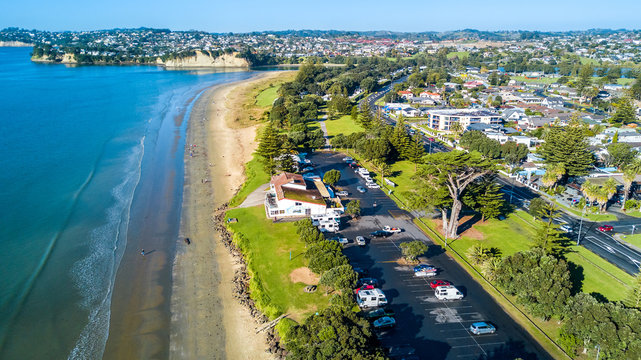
[478,341,506,348]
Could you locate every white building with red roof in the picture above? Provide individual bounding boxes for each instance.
[265,172,343,221]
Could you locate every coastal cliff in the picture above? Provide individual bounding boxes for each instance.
[0,41,32,47]
[31,53,78,64]
[158,51,249,68]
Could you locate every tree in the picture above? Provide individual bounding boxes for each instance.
[610,97,637,125]
[625,272,641,309]
[528,197,548,219]
[532,204,569,256]
[500,141,528,166]
[278,154,296,173]
[540,123,594,178]
[607,142,638,169]
[622,160,641,211]
[612,130,619,144]
[597,178,618,212]
[359,102,374,129]
[391,117,411,159]
[284,307,385,359]
[295,218,325,245]
[463,176,504,222]
[495,248,572,319]
[319,265,358,292]
[399,240,428,262]
[414,151,495,238]
[449,121,463,137]
[406,134,425,171]
[542,163,565,190]
[345,200,361,218]
[631,77,641,101]
[581,180,599,209]
[575,64,593,94]
[323,169,341,186]
[306,240,348,274]
[256,122,283,175]
[350,105,358,121]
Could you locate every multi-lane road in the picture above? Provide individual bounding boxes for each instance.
[311,152,551,360]
[362,79,641,276]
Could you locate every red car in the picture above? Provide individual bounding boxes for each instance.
[354,284,376,294]
[429,280,452,289]
[598,225,614,232]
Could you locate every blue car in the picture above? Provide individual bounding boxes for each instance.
[413,264,437,277]
[469,322,496,335]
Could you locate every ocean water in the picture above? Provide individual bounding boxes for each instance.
[0,47,253,359]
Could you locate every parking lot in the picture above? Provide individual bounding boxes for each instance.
[310,152,551,360]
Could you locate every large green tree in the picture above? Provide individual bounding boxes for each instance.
[606,143,638,169]
[256,122,284,175]
[319,265,358,292]
[539,123,594,177]
[399,240,428,262]
[406,134,426,171]
[412,151,495,238]
[323,169,341,186]
[610,97,637,125]
[532,204,569,256]
[463,176,504,222]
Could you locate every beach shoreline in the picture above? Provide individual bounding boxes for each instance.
[170,72,286,359]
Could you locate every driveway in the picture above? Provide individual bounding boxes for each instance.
[310,152,552,360]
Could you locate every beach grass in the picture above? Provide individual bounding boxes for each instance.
[226,206,330,320]
[324,115,364,137]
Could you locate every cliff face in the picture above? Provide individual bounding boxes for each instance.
[0,41,32,47]
[31,53,77,64]
[159,51,249,68]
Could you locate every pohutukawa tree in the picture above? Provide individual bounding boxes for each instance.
[412,150,495,238]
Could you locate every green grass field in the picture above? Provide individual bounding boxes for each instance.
[255,85,281,107]
[226,206,330,320]
[447,51,469,60]
[511,75,560,85]
[323,115,364,137]
[420,210,632,302]
[552,200,618,222]
[228,156,270,207]
[619,233,641,250]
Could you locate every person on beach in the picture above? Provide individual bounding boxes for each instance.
[141,249,145,256]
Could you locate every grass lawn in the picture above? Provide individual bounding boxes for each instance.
[624,210,641,218]
[619,233,641,250]
[228,155,269,207]
[552,200,618,222]
[226,206,330,320]
[617,78,636,86]
[255,85,281,107]
[446,51,469,60]
[511,75,559,85]
[324,115,364,137]
[419,210,632,302]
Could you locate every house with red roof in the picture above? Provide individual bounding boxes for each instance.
[265,172,343,222]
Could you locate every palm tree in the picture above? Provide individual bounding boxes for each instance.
[623,160,641,211]
[599,178,618,213]
[542,163,565,190]
[449,121,463,137]
[581,180,599,209]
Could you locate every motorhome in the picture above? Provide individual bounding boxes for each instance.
[356,289,388,308]
[434,285,464,300]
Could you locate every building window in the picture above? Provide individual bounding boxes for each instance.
[279,210,285,214]
[295,202,302,206]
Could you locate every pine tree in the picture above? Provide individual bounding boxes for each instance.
[612,130,619,143]
[359,102,373,129]
[256,123,283,175]
[476,182,504,222]
[391,116,411,159]
[610,97,637,125]
[350,105,358,121]
[532,204,568,256]
[540,123,594,177]
[406,134,426,171]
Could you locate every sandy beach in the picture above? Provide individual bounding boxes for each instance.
[170,71,288,359]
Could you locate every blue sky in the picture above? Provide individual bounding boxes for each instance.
[2,0,640,32]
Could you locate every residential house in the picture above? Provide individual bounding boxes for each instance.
[463,80,485,89]
[517,116,555,131]
[397,90,413,100]
[265,172,343,220]
[541,97,565,109]
[502,108,526,121]
[419,91,442,101]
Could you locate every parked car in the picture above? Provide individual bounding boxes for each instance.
[342,156,353,162]
[560,224,573,233]
[469,322,496,335]
[598,225,614,232]
[372,316,396,330]
[383,226,402,233]
[414,264,437,277]
[356,289,388,308]
[366,182,381,189]
[429,280,451,289]
[336,190,349,196]
[329,236,348,244]
[356,236,366,246]
[354,284,376,293]
[357,186,367,193]
[364,307,396,321]
[357,277,378,287]
[370,230,392,238]
[434,285,464,300]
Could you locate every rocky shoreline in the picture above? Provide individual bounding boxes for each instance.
[213,204,289,358]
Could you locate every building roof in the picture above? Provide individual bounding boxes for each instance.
[271,172,325,205]
[427,109,500,117]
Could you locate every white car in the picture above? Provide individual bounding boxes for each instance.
[560,224,573,233]
[356,236,366,246]
[383,226,402,233]
[336,190,349,196]
[342,156,353,162]
[366,182,380,189]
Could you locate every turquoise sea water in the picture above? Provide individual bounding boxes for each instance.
[0,47,253,359]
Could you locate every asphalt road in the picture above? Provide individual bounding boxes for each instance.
[363,81,641,276]
[310,152,552,360]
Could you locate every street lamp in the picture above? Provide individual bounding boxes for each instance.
[577,205,587,246]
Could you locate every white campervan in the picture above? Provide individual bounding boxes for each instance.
[356,289,388,308]
[434,285,464,300]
